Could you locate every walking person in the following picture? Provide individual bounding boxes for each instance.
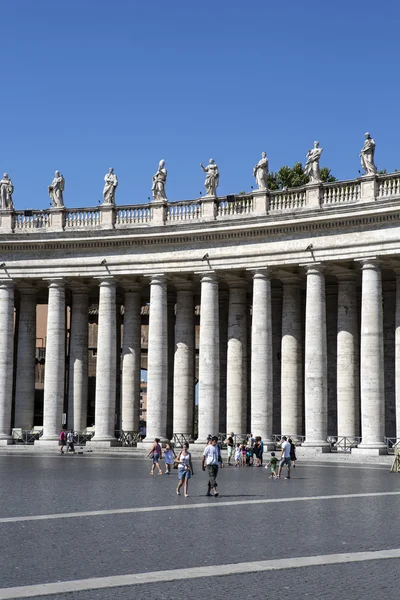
[226,432,234,466]
[266,451,278,478]
[288,438,297,468]
[164,441,176,475]
[176,442,194,497]
[277,436,291,479]
[254,438,262,467]
[58,429,66,454]
[234,443,241,467]
[202,436,223,497]
[147,438,163,476]
[66,429,75,454]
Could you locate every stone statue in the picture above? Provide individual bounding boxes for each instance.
[253,152,269,190]
[103,168,118,204]
[48,171,65,207]
[304,141,323,183]
[151,159,167,201]
[0,173,14,210]
[360,132,377,175]
[200,158,219,196]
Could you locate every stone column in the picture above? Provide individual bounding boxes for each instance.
[358,259,385,450]
[396,274,400,439]
[219,290,229,434]
[0,281,14,444]
[167,292,175,440]
[226,279,247,436]
[303,265,329,448]
[14,288,36,430]
[281,277,302,436]
[92,278,117,444]
[197,273,219,441]
[121,284,142,432]
[67,288,88,432]
[337,274,360,439]
[41,280,65,441]
[251,270,273,443]
[173,282,194,435]
[145,275,168,441]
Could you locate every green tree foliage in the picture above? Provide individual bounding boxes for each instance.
[267,162,337,190]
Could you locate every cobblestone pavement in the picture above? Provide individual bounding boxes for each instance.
[0,455,399,599]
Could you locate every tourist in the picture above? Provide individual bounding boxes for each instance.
[226,432,234,465]
[176,442,194,497]
[202,435,223,497]
[234,443,241,467]
[277,436,291,479]
[58,429,66,454]
[147,438,163,475]
[266,451,278,479]
[247,433,255,466]
[288,438,297,468]
[164,441,176,475]
[241,442,247,467]
[259,436,264,466]
[254,438,262,467]
[66,429,75,454]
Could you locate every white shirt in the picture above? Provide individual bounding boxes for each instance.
[282,440,291,458]
[67,432,74,443]
[203,444,220,465]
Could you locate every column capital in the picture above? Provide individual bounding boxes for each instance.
[357,257,381,271]
[224,275,248,289]
[16,283,37,295]
[121,282,142,294]
[280,274,302,286]
[43,278,65,289]
[197,271,218,283]
[171,276,193,292]
[248,267,273,280]
[0,279,14,289]
[94,276,117,288]
[301,262,325,275]
[335,270,358,282]
[147,274,167,286]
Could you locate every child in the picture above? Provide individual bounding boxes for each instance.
[234,443,241,467]
[266,451,278,478]
[164,442,176,475]
[241,443,247,467]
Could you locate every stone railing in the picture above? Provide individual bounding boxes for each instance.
[14,210,50,230]
[1,172,399,234]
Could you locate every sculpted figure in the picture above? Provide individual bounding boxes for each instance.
[103,168,118,204]
[151,159,167,201]
[360,132,377,175]
[48,171,65,207]
[200,158,219,196]
[0,173,14,209]
[304,141,323,183]
[253,152,269,190]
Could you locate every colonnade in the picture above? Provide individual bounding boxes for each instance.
[0,259,398,451]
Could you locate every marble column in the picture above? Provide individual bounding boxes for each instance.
[251,270,273,443]
[67,288,88,432]
[219,290,229,434]
[121,285,142,432]
[93,278,117,443]
[0,281,15,443]
[197,273,219,441]
[337,274,360,438]
[41,280,65,441]
[14,288,36,430]
[358,260,385,449]
[281,277,302,436]
[145,275,168,441]
[226,279,247,435]
[303,265,329,447]
[396,274,400,439]
[173,283,194,435]
[167,292,175,440]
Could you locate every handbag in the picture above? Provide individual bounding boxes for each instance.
[173,452,181,469]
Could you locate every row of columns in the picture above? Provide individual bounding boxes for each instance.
[0,258,395,450]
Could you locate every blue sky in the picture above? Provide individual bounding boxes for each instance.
[3,0,400,210]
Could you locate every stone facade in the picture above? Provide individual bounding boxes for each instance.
[2,172,400,453]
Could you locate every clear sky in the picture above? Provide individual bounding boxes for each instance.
[3,0,400,210]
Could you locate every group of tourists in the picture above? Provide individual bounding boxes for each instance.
[58,429,76,454]
[146,433,296,498]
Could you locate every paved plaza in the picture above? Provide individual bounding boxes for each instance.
[0,455,399,599]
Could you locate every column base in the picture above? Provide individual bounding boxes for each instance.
[262,441,275,451]
[352,446,387,456]
[86,439,120,449]
[0,438,13,445]
[297,444,331,457]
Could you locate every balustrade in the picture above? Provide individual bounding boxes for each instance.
[14,211,50,230]
[269,189,306,212]
[116,205,151,225]
[322,181,360,205]
[65,208,100,228]
[217,195,253,217]
[167,200,202,221]
[377,173,400,198]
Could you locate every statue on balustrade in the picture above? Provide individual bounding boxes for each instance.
[0,173,14,210]
[304,141,323,183]
[48,171,65,207]
[253,152,269,190]
[360,132,377,175]
[151,159,167,201]
[200,158,219,196]
[103,167,118,204]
